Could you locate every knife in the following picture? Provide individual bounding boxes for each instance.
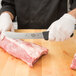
[3,31,49,40]
[3,30,74,40]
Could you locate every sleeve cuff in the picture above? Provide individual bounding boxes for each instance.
[70,1,76,10]
[0,6,16,21]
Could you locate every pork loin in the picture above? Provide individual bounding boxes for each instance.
[0,35,48,67]
[70,53,76,70]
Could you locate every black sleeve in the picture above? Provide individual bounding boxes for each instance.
[70,0,76,10]
[0,0,16,20]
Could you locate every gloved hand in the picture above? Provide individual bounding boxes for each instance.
[0,12,14,39]
[47,14,76,41]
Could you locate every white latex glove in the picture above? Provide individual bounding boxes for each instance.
[0,13,14,39]
[47,14,76,41]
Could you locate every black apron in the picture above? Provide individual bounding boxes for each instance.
[1,0,67,29]
[16,0,67,29]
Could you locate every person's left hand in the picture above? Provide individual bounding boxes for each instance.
[47,14,76,41]
[0,12,14,40]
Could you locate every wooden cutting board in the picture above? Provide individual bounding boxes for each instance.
[0,29,76,76]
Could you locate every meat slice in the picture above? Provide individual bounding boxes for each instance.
[70,53,76,70]
[0,35,48,67]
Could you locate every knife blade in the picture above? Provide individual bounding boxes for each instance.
[3,31,49,40]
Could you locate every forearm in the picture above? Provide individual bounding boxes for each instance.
[0,0,16,21]
[68,8,76,19]
[1,11,14,20]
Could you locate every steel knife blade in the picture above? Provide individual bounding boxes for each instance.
[3,31,49,40]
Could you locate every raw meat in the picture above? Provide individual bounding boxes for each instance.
[70,53,76,70]
[0,35,48,67]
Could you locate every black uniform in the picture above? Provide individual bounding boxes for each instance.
[0,0,76,29]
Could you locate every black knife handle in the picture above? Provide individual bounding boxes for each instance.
[42,31,49,40]
[42,31,74,40]
[70,25,76,37]
[70,33,74,37]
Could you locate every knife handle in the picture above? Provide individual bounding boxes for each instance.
[42,31,49,40]
[70,33,74,37]
[70,25,76,37]
[43,31,74,40]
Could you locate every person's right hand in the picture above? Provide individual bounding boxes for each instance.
[47,14,76,41]
[0,12,14,39]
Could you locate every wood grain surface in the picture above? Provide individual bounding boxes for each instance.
[0,29,76,76]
